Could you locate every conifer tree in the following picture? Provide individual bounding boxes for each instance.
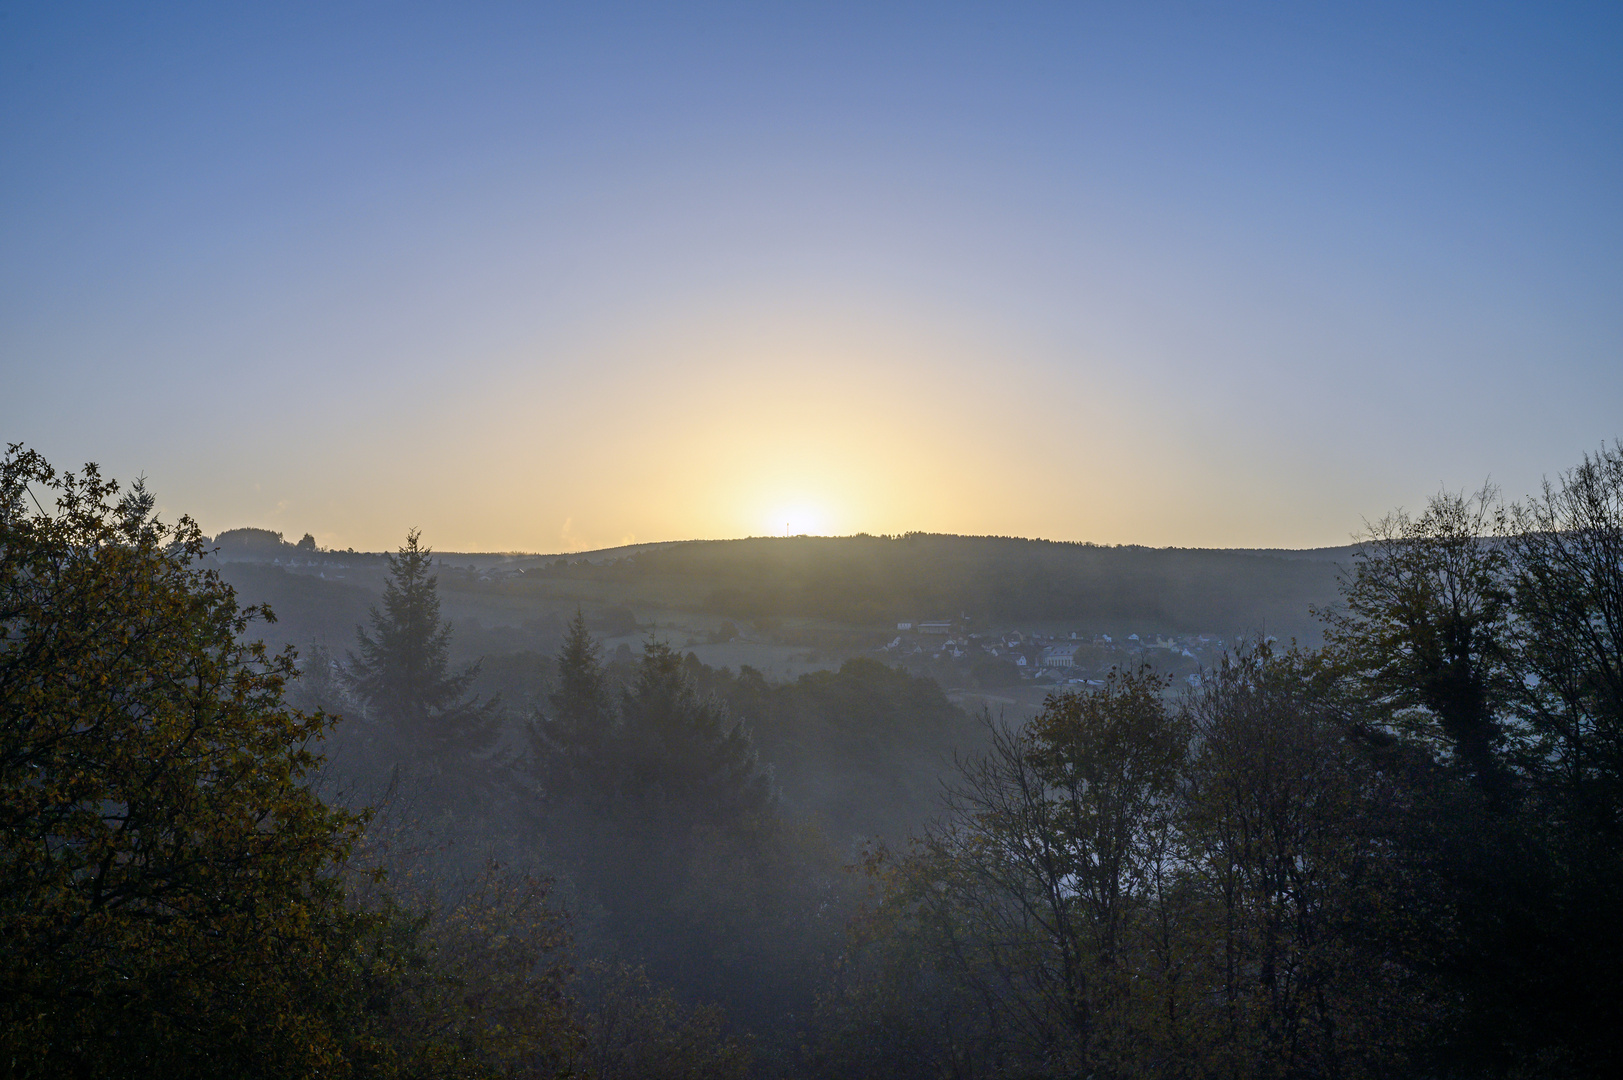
[529,609,613,801]
[551,610,613,748]
[617,639,774,830]
[350,529,501,766]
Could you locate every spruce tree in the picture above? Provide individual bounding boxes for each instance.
[550,609,613,748]
[529,609,613,800]
[350,529,501,766]
[617,639,774,830]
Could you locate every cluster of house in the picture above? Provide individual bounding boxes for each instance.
[882,621,1227,685]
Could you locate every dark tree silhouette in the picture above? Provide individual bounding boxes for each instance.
[350,529,501,767]
[0,447,364,1076]
[526,608,617,818]
[1510,443,1623,832]
[1319,486,1516,806]
[616,639,775,830]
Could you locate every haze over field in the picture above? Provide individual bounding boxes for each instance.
[4,2,1620,551]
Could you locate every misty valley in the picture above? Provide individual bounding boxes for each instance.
[214,529,1360,848]
[4,443,1622,1079]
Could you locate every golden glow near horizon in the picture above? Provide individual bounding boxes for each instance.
[152,304,1421,554]
[764,504,830,538]
[49,280,1611,558]
[6,6,1621,559]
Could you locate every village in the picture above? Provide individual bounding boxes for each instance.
[881,619,1237,690]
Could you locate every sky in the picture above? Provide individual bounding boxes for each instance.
[2,1,1620,552]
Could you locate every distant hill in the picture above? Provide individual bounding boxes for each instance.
[211,533,1360,647]
[538,534,1356,642]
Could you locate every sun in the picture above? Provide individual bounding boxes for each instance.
[767,505,827,537]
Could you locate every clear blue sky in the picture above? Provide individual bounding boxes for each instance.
[3,2,1619,550]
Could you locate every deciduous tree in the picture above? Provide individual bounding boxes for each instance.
[1319,487,1517,806]
[1508,443,1623,832]
[0,446,364,1077]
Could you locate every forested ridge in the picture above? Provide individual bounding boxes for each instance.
[4,442,1622,1078]
[637,534,1349,640]
[208,532,1349,648]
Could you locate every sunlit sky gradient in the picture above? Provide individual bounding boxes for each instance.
[3,2,1620,551]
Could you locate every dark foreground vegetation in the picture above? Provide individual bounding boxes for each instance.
[3,441,1622,1078]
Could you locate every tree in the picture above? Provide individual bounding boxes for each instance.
[1493,444,1623,1078]
[116,472,155,528]
[0,446,364,1077]
[829,670,1190,1079]
[614,638,775,833]
[528,608,613,803]
[339,854,581,1080]
[1179,647,1428,1080]
[948,669,1188,1077]
[1320,486,1517,807]
[552,610,612,737]
[1508,443,1623,833]
[824,653,1440,1080]
[531,633,825,1036]
[745,657,978,842]
[570,961,752,1080]
[1318,463,1623,1077]
[350,529,501,768]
